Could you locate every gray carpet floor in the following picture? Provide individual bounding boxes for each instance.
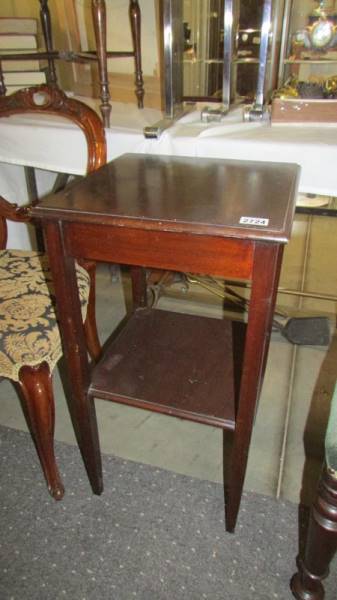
[0,424,336,600]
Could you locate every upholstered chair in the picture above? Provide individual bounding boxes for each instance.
[291,379,337,599]
[0,85,106,500]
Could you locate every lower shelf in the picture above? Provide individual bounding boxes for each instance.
[89,308,245,429]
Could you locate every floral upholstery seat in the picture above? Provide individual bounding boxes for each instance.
[0,249,90,382]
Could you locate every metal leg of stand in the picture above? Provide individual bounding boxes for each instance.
[243,0,272,121]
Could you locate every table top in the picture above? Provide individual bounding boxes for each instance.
[34,153,300,243]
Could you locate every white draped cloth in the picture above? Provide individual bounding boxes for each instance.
[0,99,336,248]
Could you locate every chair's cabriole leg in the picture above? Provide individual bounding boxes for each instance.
[291,466,337,600]
[16,362,64,500]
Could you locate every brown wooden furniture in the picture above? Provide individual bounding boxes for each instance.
[0,0,144,126]
[0,84,106,500]
[291,468,337,600]
[291,381,337,600]
[33,153,299,531]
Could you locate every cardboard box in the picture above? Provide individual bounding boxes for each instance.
[271,97,337,125]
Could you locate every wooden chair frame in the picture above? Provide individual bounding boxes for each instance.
[291,466,337,599]
[0,84,106,500]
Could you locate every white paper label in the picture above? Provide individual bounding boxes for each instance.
[239,216,269,227]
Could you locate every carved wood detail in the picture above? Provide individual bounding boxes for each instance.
[0,196,31,249]
[0,85,107,172]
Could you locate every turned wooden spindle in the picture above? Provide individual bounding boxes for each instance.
[291,466,337,600]
[91,0,111,128]
[39,0,58,86]
[129,0,145,108]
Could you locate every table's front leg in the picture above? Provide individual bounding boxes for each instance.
[226,242,283,532]
[44,220,103,495]
[130,266,147,310]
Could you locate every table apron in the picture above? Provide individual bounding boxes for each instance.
[62,222,255,279]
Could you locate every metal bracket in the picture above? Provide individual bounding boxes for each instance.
[242,103,270,122]
[200,105,229,123]
[143,116,182,139]
[143,103,196,139]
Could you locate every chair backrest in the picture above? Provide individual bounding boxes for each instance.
[0,84,107,246]
[0,84,107,173]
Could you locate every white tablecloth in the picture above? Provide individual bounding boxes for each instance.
[1,99,336,248]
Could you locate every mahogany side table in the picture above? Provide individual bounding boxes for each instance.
[33,153,299,532]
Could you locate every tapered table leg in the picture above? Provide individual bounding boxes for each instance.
[43,221,103,495]
[225,243,283,532]
[92,0,111,127]
[129,0,144,108]
[39,0,58,85]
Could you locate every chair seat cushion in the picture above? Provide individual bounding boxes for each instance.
[0,250,90,381]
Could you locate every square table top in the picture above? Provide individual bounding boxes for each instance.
[33,153,300,243]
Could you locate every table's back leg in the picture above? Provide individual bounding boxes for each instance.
[39,0,58,86]
[225,243,283,532]
[44,221,103,495]
[129,0,144,108]
[130,266,148,309]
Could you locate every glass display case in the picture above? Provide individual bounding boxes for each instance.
[182,0,283,104]
[278,0,337,86]
[149,1,337,135]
